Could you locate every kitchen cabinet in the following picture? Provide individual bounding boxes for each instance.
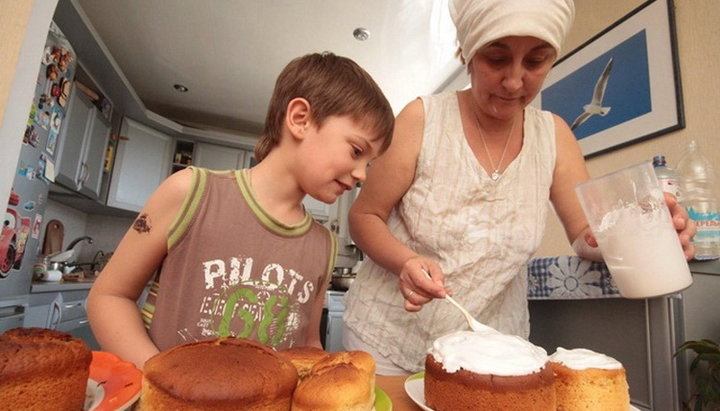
[24,285,99,350]
[193,142,253,170]
[0,301,27,333]
[324,290,346,352]
[171,140,195,174]
[106,118,173,212]
[53,86,111,200]
[328,186,357,239]
[326,186,360,267]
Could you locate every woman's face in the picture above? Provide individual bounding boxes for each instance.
[469,36,557,120]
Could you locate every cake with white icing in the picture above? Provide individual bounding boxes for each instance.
[549,347,629,410]
[424,330,556,410]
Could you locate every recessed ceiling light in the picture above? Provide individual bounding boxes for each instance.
[353,27,370,41]
[174,84,189,92]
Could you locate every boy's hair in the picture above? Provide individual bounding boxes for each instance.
[254,52,394,161]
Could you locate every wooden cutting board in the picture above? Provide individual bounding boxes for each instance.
[42,219,64,256]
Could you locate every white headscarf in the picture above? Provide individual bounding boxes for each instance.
[450,0,575,63]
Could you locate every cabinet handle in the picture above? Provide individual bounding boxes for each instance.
[48,301,62,330]
[76,163,88,186]
[75,166,83,187]
[81,163,89,184]
[64,302,83,309]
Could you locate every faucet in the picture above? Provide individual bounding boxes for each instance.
[66,236,94,251]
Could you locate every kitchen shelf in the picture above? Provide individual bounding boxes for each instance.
[171,140,194,174]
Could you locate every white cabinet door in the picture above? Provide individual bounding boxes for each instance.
[326,186,358,239]
[77,112,110,199]
[324,311,345,352]
[194,142,247,170]
[54,87,93,190]
[107,118,172,212]
[54,88,111,200]
[25,292,62,329]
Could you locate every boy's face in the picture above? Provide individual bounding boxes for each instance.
[296,115,383,203]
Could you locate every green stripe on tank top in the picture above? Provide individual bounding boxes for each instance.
[168,167,207,249]
[235,169,313,236]
[326,230,338,281]
[141,304,155,328]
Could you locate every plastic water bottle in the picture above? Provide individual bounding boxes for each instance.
[652,155,682,202]
[675,140,720,260]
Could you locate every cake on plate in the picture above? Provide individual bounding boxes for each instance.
[139,337,298,410]
[549,347,630,410]
[424,330,555,410]
[0,327,92,411]
[285,349,376,411]
[277,346,330,380]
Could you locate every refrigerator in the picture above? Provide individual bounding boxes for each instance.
[0,22,77,332]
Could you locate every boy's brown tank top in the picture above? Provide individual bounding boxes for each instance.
[143,167,336,351]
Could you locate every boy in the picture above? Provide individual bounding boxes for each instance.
[87,52,394,368]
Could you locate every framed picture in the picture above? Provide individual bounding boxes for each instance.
[533,0,684,158]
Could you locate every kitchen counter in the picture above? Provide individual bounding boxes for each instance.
[689,258,720,276]
[527,255,720,300]
[376,375,421,410]
[528,256,619,299]
[30,280,94,293]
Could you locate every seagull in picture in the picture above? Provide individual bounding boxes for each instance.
[570,57,615,130]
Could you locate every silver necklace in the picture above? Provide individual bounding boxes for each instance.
[474,113,516,181]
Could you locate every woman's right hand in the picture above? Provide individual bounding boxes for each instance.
[398,256,448,312]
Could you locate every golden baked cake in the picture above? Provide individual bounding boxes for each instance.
[549,347,630,410]
[0,327,92,411]
[424,330,555,411]
[140,337,298,410]
[276,346,330,380]
[291,350,376,411]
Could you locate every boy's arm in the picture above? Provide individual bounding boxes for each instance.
[87,168,194,369]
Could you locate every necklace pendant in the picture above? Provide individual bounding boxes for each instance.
[491,171,501,181]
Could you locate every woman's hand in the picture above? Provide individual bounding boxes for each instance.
[665,192,696,260]
[398,256,447,312]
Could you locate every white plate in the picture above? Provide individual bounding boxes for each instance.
[405,371,641,411]
[404,372,432,411]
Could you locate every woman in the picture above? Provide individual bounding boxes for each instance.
[342,0,695,375]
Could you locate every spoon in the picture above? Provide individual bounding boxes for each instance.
[421,269,497,333]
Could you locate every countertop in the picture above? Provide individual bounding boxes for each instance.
[30,280,94,293]
[527,255,720,301]
[689,258,720,276]
[376,375,422,410]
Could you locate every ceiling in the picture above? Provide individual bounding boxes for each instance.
[74,0,465,137]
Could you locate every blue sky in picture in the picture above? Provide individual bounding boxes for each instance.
[542,30,652,140]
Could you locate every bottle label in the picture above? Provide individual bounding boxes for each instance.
[687,206,720,258]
